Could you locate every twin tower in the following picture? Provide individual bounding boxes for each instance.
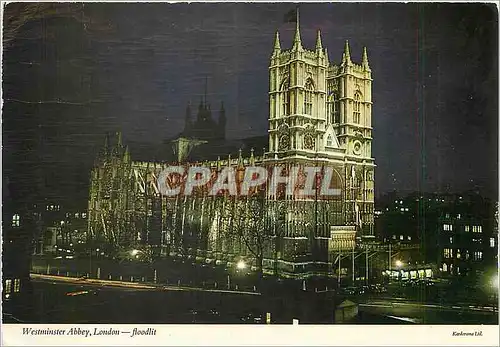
[267,13,375,236]
[268,15,373,161]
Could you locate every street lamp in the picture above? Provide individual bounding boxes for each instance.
[236,260,246,270]
[394,260,403,286]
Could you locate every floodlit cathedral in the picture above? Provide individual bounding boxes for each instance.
[88,16,375,278]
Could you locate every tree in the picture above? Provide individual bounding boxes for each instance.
[238,195,269,279]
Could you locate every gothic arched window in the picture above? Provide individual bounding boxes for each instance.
[353,92,361,124]
[304,79,314,115]
[328,92,340,124]
[281,79,290,116]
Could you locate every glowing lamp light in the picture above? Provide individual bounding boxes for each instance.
[131,249,139,256]
[236,260,246,270]
[492,273,499,290]
[395,260,403,268]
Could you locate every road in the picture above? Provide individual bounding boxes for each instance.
[30,273,261,296]
[358,299,498,324]
[6,272,498,325]
[9,277,265,324]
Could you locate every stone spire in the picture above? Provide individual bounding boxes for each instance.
[123,145,130,163]
[273,31,281,53]
[117,131,122,147]
[292,8,303,51]
[250,147,255,165]
[315,29,323,51]
[103,132,109,156]
[237,148,244,168]
[362,46,371,71]
[325,47,330,64]
[342,40,352,65]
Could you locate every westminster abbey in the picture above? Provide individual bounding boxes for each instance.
[88,17,375,278]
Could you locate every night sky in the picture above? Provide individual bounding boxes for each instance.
[2,3,498,204]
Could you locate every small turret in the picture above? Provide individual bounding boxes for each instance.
[237,148,244,169]
[117,131,122,147]
[362,47,371,71]
[315,29,323,52]
[250,148,255,165]
[103,132,109,157]
[342,40,352,65]
[123,145,130,163]
[273,31,281,56]
[291,8,303,51]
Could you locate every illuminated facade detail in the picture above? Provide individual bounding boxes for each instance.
[88,18,376,278]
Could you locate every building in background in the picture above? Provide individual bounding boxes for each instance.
[375,192,498,281]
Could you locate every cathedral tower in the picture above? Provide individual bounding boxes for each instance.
[268,11,329,157]
[267,13,375,236]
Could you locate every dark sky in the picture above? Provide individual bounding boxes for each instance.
[2,2,498,203]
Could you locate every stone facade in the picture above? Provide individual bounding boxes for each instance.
[87,17,376,278]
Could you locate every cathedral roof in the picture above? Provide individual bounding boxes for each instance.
[127,135,268,164]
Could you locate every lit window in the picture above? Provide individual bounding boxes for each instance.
[457,214,461,220]
[465,250,470,260]
[490,238,495,248]
[12,214,20,227]
[408,236,412,241]
[443,224,453,231]
[4,279,12,294]
[442,263,448,272]
[473,251,483,261]
[400,235,404,241]
[326,135,332,147]
[392,235,396,239]
[281,79,289,116]
[449,236,453,244]
[456,251,461,259]
[304,79,314,115]
[82,213,87,219]
[465,225,470,232]
[443,248,453,259]
[353,92,361,123]
[13,279,20,292]
[472,225,483,233]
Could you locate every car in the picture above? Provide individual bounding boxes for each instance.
[339,286,357,295]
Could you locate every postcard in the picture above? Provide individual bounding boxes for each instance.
[2,2,498,346]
